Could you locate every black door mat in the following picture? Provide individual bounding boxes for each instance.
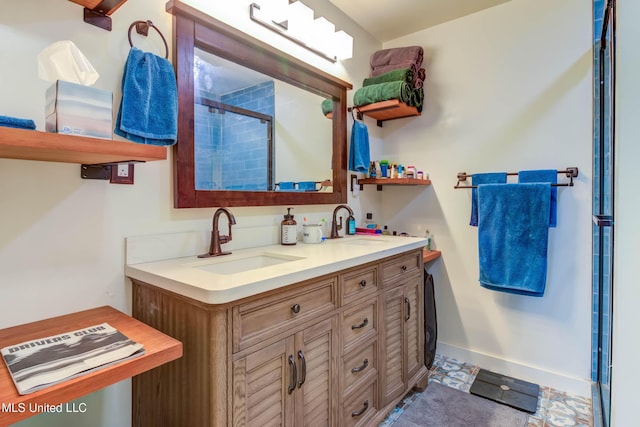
[469,368,540,414]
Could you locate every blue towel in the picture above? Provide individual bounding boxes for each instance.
[348,121,370,173]
[470,172,507,226]
[518,169,558,227]
[298,181,317,191]
[0,115,36,130]
[115,47,177,146]
[278,182,295,190]
[477,183,551,296]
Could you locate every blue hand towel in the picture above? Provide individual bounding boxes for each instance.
[298,181,317,191]
[470,172,507,226]
[518,169,558,227]
[278,182,295,190]
[0,115,36,130]
[477,183,551,296]
[348,121,370,173]
[115,47,177,146]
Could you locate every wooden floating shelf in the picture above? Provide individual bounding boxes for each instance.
[358,177,432,191]
[353,99,421,127]
[423,250,442,263]
[0,127,167,165]
[0,306,182,426]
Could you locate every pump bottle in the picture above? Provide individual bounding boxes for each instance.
[281,208,297,245]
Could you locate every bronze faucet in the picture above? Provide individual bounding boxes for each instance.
[330,204,354,239]
[198,208,237,258]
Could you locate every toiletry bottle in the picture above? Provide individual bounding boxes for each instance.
[365,213,377,229]
[382,225,390,235]
[424,229,432,251]
[347,215,356,235]
[281,208,297,245]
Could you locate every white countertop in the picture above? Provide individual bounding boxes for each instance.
[125,235,426,304]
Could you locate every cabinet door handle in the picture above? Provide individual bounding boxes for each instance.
[288,355,297,395]
[401,264,407,272]
[351,358,369,374]
[351,400,369,417]
[405,297,411,321]
[291,303,301,314]
[297,350,306,388]
[359,279,367,288]
[351,317,369,330]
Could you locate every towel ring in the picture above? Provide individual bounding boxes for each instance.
[128,20,169,59]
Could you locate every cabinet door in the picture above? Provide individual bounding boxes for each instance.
[294,317,338,427]
[381,286,406,406]
[404,277,424,382]
[232,337,296,427]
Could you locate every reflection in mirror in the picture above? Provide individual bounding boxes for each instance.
[193,49,332,192]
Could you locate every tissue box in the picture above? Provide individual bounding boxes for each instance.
[45,80,112,139]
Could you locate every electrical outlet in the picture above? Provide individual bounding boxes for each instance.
[110,163,135,184]
[117,163,129,177]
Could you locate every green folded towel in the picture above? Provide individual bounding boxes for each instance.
[412,87,424,111]
[353,81,413,107]
[321,98,333,116]
[362,68,414,87]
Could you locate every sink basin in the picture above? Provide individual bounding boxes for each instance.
[341,237,385,246]
[191,253,304,275]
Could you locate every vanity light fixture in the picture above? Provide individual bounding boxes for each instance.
[249,0,353,62]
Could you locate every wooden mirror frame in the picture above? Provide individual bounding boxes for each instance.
[167,0,352,208]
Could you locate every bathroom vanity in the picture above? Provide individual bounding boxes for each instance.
[126,235,429,426]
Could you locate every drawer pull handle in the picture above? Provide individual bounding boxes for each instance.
[288,355,297,395]
[291,303,301,314]
[297,350,306,388]
[351,317,369,330]
[359,279,367,288]
[351,400,369,417]
[405,297,411,321]
[401,264,408,271]
[351,358,369,373]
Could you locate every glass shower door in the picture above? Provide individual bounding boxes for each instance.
[592,1,614,425]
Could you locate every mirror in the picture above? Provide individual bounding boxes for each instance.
[194,49,333,192]
[168,0,352,208]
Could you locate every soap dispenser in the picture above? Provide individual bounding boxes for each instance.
[347,215,356,235]
[281,208,297,245]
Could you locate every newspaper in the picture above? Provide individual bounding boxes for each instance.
[1,322,144,395]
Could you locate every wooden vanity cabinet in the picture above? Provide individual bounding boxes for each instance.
[379,251,427,407]
[131,248,428,427]
[232,316,338,426]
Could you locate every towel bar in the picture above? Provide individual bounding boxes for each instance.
[454,167,578,189]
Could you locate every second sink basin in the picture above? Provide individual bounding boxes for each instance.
[191,253,305,275]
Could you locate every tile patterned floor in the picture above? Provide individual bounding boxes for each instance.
[379,354,594,427]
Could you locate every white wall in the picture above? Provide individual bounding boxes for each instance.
[373,0,593,395]
[0,1,380,426]
[611,1,640,425]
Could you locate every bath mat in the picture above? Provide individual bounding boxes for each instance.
[393,382,528,427]
[470,369,540,414]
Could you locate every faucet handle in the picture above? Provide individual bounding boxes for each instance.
[219,234,231,244]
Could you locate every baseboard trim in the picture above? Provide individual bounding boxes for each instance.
[437,342,592,397]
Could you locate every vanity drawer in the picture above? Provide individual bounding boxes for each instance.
[343,339,377,393]
[381,250,422,286]
[343,379,378,427]
[341,265,378,306]
[342,298,377,351]
[232,277,337,352]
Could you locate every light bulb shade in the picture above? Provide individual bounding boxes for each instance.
[287,1,313,39]
[308,17,335,54]
[333,30,353,60]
